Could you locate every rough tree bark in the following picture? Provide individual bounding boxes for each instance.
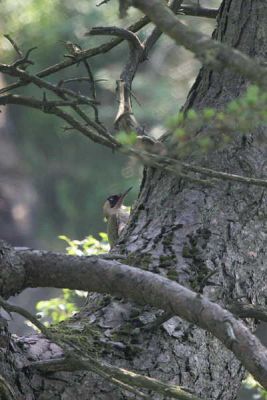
[0,0,266,399]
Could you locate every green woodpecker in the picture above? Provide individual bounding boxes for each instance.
[103,187,132,249]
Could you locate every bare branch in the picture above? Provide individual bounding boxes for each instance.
[0,296,50,337]
[87,26,143,51]
[0,17,150,95]
[142,0,183,60]
[229,304,267,323]
[0,64,96,105]
[180,5,218,19]
[3,34,23,57]
[0,93,86,109]
[87,26,145,133]
[0,94,91,108]
[96,0,112,6]
[180,162,267,188]
[1,89,265,187]
[132,0,267,87]
[127,147,267,188]
[0,62,117,146]
[58,77,107,85]
[83,59,97,101]
[12,47,37,69]
[1,88,265,186]
[0,4,218,95]
[2,21,267,189]
[59,41,98,102]
[0,94,116,148]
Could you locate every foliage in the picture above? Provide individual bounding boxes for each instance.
[59,232,109,255]
[166,85,267,158]
[35,233,109,325]
[244,375,267,399]
[36,289,78,325]
[116,131,138,146]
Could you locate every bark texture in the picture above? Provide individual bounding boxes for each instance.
[120,1,267,398]
[1,0,267,399]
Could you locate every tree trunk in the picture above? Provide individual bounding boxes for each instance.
[1,0,267,399]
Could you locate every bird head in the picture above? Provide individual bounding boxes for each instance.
[103,187,132,218]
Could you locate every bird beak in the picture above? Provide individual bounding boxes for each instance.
[116,187,132,208]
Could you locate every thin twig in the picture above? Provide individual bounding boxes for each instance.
[58,77,93,86]
[0,296,50,337]
[229,304,267,323]
[0,5,218,94]
[96,0,112,6]
[0,63,117,145]
[12,47,37,68]
[0,94,87,109]
[83,60,97,100]
[87,26,143,51]
[59,41,98,102]
[0,61,114,142]
[180,162,267,188]
[3,34,23,57]
[87,26,145,134]
[128,148,213,185]
[0,94,117,148]
[0,65,96,104]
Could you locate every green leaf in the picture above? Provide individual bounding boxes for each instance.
[116,131,137,146]
[199,136,212,150]
[203,108,215,119]
[227,101,240,112]
[166,112,184,128]
[245,85,260,105]
[174,128,186,138]
[187,109,197,120]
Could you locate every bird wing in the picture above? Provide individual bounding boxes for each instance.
[107,214,119,249]
[117,209,130,235]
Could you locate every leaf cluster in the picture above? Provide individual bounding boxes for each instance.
[36,233,109,325]
[244,375,267,400]
[166,85,267,158]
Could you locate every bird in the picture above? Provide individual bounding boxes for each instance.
[103,187,132,249]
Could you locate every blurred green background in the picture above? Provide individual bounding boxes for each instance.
[0,0,218,250]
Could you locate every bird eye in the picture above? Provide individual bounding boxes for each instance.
[107,195,119,208]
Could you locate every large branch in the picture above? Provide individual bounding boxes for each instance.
[132,0,267,87]
[2,243,267,389]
